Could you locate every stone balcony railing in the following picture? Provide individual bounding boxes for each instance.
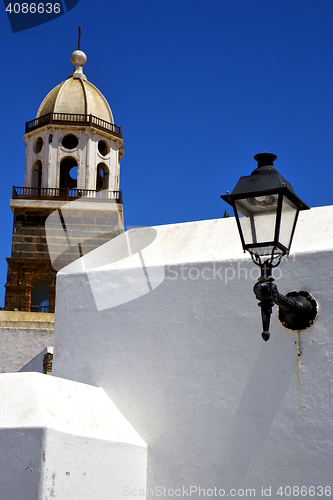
[12,186,123,203]
[25,112,122,137]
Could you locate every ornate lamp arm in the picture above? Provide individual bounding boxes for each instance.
[253,278,317,341]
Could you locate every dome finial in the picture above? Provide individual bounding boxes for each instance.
[70,27,87,80]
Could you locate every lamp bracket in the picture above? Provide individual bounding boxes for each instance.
[278,290,317,331]
[253,278,318,341]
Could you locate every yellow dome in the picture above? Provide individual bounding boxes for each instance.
[36,50,114,124]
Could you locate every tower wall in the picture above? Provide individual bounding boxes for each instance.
[5,198,123,311]
[2,47,125,376]
[24,126,122,192]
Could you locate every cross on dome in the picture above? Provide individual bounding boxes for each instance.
[70,27,87,80]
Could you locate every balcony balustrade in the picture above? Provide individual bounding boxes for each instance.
[25,112,122,137]
[31,305,50,313]
[12,186,122,203]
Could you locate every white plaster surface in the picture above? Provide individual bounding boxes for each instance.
[53,206,333,495]
[0,372,147,499]
[0,312,54,373]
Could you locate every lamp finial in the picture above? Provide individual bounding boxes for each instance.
[254,152,277,168]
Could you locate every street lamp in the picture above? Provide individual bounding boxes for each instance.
[221,152,317,342]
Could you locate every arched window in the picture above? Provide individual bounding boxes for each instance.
[96,163,109,191]
[32,160,42,189]
[31,280,50,313]
[60,157,78,189]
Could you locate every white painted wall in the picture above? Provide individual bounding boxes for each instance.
[51,206,333,496]
[0,312,54,373]
[0,373,147,499]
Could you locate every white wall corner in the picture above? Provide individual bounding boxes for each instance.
[19,347,53,374]
[51,208,333,493]
[0,373,147,499]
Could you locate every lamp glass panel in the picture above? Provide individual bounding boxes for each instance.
[279,196,298,251]
[235,195,279,252]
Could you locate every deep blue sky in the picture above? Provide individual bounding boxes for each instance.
[0,0,333,305]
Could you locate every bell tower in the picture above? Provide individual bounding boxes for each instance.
[4,47,124,313]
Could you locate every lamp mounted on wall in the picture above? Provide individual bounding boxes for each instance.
[221,152,317,342]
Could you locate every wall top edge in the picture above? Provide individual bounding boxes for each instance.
[0,311,55,322]
[58,205,333,276]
